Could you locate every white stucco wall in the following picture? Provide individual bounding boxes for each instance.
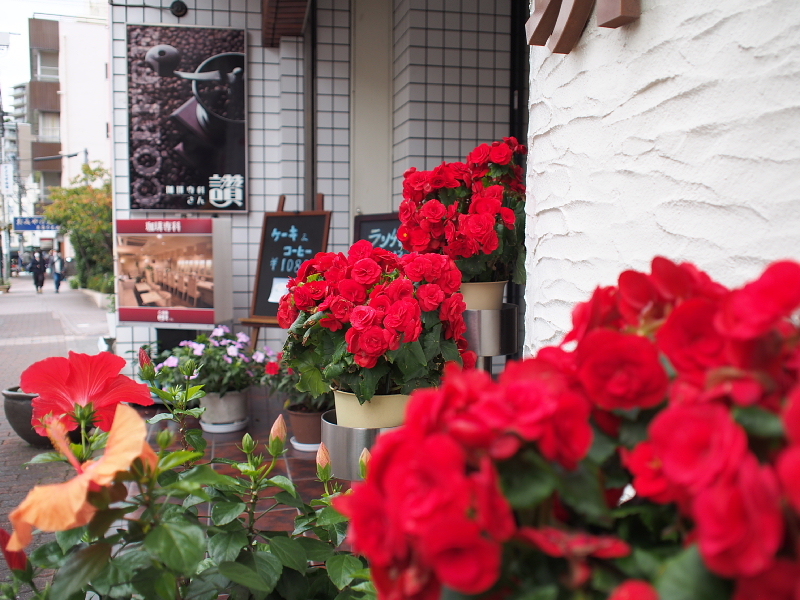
[524,0,800,353]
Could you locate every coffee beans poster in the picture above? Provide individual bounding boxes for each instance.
[127,25,247,212]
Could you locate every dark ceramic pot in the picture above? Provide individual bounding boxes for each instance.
[2,386,51,448]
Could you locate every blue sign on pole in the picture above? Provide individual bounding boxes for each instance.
[13,216,58,231]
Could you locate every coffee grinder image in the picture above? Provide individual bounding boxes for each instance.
[140,43,246,209]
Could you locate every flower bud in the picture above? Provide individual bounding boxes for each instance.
[156,428,174,450]
[138,346,153,368]
[179,359,198,378]
[138,347,156,382]
[241,433,256,454]
[316,442,332,481]
[0,528,28,571]
[268,415,287,456]
[358,447,371,480]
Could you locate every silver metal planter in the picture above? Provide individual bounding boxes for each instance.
[321,410,397,481]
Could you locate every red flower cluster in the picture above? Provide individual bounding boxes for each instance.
[338,257,800,600]
[397,138,526,283]
[278,241,475,401]
[565,258,800,595]
[336,358,602,599]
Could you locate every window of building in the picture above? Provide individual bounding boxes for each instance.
[35,50,59,80]
[39,112,60,142]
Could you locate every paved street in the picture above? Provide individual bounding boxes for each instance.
[0,274,109,587]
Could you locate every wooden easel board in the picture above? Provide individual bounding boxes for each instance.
[353,212,406,255]
[248,209,331,325]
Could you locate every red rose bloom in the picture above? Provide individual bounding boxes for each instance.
[694,456,784,578]
[649,402,748,495]
[338,279,367,304]
[733,559,800,600]
[621,442,687,506]
[608,580,659,600]
[777,446,800,513]
[656,297,727,382]
[576,329,668,411]
[351,258,382,286]
[716,260,800,339]
[421,516,502,594]
[488,142,513,165]
[467,143,491,165]
[22,351,153,434]
[417,283,445,311]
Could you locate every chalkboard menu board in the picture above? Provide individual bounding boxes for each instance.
[354,212,406,255]
[249,211,331,323]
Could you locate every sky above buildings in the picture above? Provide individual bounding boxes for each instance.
[0,0,103,111]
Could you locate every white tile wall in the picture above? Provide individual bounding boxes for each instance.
[392,0,514,200]
[110,0,290,372]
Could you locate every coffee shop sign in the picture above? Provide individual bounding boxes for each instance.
[527,0,640,54]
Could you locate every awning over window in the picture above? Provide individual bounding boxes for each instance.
[261,0,310,47]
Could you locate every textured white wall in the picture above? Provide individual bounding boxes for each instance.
[524,0,800,353]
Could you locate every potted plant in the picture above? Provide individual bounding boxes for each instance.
[336,257,800,600]
[153,325,263,432]
[397,137,527,309]
[0,351,371,600]
[278,240,476,429]
[261,350,334,451]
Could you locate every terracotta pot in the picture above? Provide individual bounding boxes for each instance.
[286,407,323,451]
[199,389,249,433]
[459,280,507,311]
[333,390,410,429]
[2,387,51,448]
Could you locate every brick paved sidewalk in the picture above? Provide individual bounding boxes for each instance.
[0,280,109,587]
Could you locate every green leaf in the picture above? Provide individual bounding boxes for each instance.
[276,567,310,600]
[218,562,274,593]
[159,450,204,471]
[26,451,66,465]
[295,537,335,562]
[733,405,784,438]
[50,542,112,598]
[588,427,618,464]
[153,571,178,600]
[619,418,650,448]
[147,412,175,424]
[317,506,349,527]
[253,551,283,591]
[266,475,298,497]
[326,555,363,590]
[56,527,87,553]
[557,463,612,526]
[185,428,208,453]
[275,490,307,509]
[180,464,241,489]
[440,339,461,363]
[28,541,66,569]
[268,536,308,572]
[209,530,249,563]
[656,545,732,600]
[211,501,246,526]
[144,521,206,575]
[502,456,557,509]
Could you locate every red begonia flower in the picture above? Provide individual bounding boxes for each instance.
[694,456,783,578]
[517,527,630,560]
[21,351,153,434]
[609,580,659,600]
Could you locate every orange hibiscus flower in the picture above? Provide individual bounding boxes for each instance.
[7,404,158,551]
[21,351,153,434]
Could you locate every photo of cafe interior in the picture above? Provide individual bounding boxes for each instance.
[116,233,214,309]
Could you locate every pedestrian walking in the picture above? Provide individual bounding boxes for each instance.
[48,249,66,293]
[27,251,47,294]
